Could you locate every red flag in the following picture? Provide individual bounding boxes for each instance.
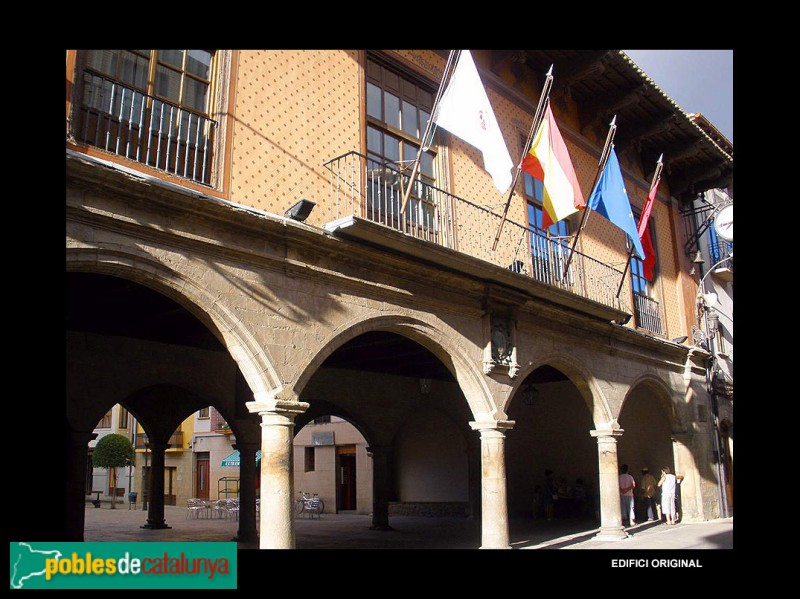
[637,178,659,239]
[640,223,656,280]
[637,177,659,279]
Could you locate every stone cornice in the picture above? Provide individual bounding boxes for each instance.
[67,149,699,371]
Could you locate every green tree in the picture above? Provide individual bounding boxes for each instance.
[92,433,134,509]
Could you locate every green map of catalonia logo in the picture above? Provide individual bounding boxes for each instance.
[10,543,63,589]
[10,542,237,589]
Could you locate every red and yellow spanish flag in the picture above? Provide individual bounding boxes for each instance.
[521,104,585,228]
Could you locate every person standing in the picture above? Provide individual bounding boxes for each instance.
[639,467,658,521]
[658,466,678,525]
[543,469,557,521]
[618,464,636,526]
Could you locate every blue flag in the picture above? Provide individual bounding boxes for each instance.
[586,148,645,260]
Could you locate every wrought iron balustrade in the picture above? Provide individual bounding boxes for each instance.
[633,292,663,335]
[710,239,733,267]
[324,151,630,312]
[134,431,184,450]
[70,70,217,185]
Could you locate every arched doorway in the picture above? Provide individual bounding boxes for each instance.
[66,272,260,541]
[296,330,479,547]
[506,365,598,533]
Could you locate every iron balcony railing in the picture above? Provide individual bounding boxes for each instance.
[134,431,184,450]
[709,238,733,268]
[71,70,217,185]
[633,292,663,335]
[324,151,631,312]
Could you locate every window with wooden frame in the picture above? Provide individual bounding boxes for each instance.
[522,169,573,285]
[198,407,210,419]
[99,410,113,429]
[365,56,438,234]
[630,210,663,334]
[118,406,129,429]
[72,50,217,185]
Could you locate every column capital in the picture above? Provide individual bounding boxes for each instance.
[469,420,515,435]
[590,428,624,439]
[671,431,694,444]
[247,398,309,419]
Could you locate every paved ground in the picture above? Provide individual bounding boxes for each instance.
[83,503,733,551]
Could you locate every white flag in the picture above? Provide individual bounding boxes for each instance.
[433,50,514,193]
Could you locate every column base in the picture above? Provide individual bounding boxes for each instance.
[479,545,512,549]
[141,521,172,530]
[594,526,628,541]
[369,524,394,531]
[233,532,259,543]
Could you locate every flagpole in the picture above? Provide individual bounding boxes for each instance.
[561,115,618,279]
[400,50,459,215]
[491,65,554,252]
[615,154,663,298]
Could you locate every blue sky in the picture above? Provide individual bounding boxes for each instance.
[623,50,733,143]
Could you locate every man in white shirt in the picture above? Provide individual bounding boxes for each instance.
[618,464,636,526]
[658,466,678,525]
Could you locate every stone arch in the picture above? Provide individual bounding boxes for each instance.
[292,313,495,420]
[622,373,686,433]
[294,398,376,447]
[66,247,283,406]
[509,353,612,426]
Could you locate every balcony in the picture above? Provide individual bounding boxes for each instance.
[134,431,185,451]
[324,151,632,314]
[710,239,733,282]
[633,293,663,335]
[70,70,217,186]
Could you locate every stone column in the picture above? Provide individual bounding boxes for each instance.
[367,445,392,530]
[141,442,171,529]
[65,429,96,541]
[248,398,307,549]
[590,428,627,541]
[469,420,514,549]
[672,432,704,522]
[233,441,259,543]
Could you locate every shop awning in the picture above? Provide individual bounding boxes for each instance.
[220,450,262,467]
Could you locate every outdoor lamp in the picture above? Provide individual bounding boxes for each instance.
[284,199,316,222]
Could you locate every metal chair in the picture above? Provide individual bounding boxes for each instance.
[212,499,229,519]
[187,498,206,519]
[226,499,240,521]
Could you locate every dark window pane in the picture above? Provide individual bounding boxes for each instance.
[186,50,212,79]
[86,50,119,76]
[160,50,184,69]
[402,102,418,137]
[367,82,382,120]
[119,51,149,90]
[367,126,382,154]
[385,134,400,162]
[384,92,400,129]
[384,69,399,92]
[155,65,181,102]
[420,109,430,139]
[183,77,208,112]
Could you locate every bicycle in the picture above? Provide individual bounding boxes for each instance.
[295,491,324,518]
